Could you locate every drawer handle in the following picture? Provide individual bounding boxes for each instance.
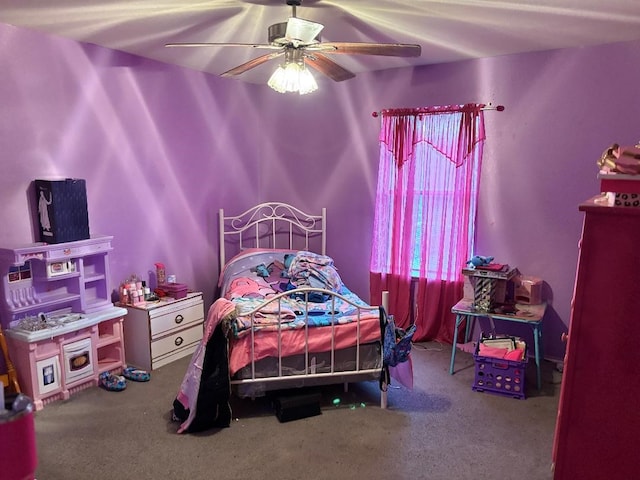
[174,314,184,324]
[175,336,184,347]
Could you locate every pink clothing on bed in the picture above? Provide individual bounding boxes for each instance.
[225,277,275,300]
[228,314,380,375]
[217,248,383,378]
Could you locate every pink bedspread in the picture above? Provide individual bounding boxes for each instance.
[228,314,380,376]
[220,249,382,375]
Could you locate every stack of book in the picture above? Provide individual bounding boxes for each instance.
[477,335,526,361]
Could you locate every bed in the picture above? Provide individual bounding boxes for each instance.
[173,202,389,433]
[219,202,388,404]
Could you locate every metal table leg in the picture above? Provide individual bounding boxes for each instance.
[449,314,465,374]
[533,324,543,390]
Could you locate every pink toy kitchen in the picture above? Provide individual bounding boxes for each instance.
[0,235,127,410]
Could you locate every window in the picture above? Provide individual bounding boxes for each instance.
[369,104,486,341]
[371,108,484,282]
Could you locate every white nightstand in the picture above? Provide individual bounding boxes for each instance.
[122,292,204,370]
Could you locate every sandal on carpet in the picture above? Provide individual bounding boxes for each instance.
[99,371,127,391]
[122,366,151,382]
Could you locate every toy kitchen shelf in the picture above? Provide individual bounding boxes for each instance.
[0,235,115,326]
[0,236,127,409]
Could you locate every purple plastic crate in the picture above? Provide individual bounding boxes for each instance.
[472,351,527,399]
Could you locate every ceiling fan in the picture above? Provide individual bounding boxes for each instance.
[165,0,421,85]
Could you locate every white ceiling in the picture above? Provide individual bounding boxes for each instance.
[2,0,640,85]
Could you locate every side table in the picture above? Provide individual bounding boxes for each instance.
[122,292,204,371]
[449,299,546,390]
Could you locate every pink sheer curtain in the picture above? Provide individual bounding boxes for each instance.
[370,104,485,344]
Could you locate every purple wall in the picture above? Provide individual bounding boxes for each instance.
[0,23,263,311]
[2,21,639,360]
[257,40,640,360]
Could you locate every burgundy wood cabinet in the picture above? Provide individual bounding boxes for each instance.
[552,196,640,479]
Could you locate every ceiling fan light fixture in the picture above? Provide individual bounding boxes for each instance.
[267,57,318,95]
[297,66,318,95]
[166,0,421,89]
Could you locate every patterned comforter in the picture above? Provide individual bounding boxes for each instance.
[219,249,377,337]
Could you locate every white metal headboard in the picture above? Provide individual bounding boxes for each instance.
[219,202,327,270]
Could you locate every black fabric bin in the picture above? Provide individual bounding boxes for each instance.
[34,179,90,244]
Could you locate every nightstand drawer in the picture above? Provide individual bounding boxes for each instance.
[150,302,203,339]
[151,322,203,363]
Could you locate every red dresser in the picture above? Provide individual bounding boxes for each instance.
[552,195,640,479]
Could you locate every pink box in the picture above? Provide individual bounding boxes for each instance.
[161,282,188,299]
[515,276,542,305]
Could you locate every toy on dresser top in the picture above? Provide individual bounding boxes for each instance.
[118,269,189,306]
[118,274,157,306]
[598,143,640,175]
[155,282,188,300]
[151,262,188,299]
[596,143,640,208]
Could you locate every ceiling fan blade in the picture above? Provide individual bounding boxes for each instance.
[304,53,355,82]
[165,42,281,50]
[285,17,324,44]
[309,42,421,57]
[221,50,285,77]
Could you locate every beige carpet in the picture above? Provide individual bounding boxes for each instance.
[31,341,560,480]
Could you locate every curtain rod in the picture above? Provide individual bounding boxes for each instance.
[371,103,505,118]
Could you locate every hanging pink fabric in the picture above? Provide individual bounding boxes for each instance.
[370,104,485,344]
[379,104,484,168]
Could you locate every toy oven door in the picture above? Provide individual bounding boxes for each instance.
[62,338,94,384]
